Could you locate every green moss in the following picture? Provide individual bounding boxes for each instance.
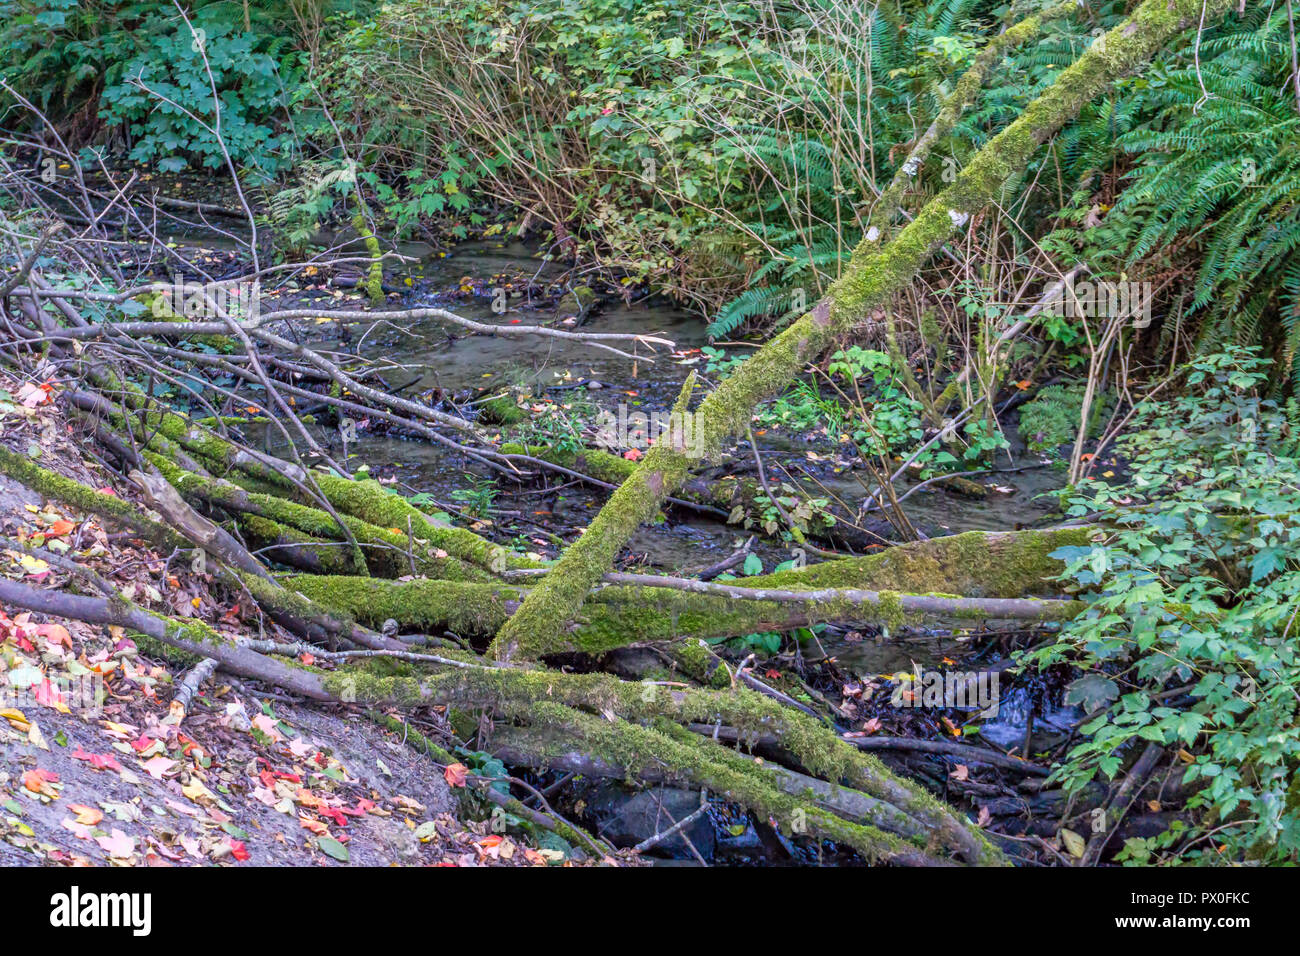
[876,590,905,631]
[291,575,518,638]
[479,394,528,426]
[150,457,492,581]
[351,211,385,305]
[128,629,204,667]
[288,546,1076,658]
[0,445,184,551]
[509,701,927,863]
[309,473,541,575]
[664,639,732,689]
[237,514,365,575]
[289,573,848,655]
[744,528,1091,598]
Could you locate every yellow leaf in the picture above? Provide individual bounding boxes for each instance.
[1060,828,1087,858]
[18,554,49,574]
[182,779,215,804]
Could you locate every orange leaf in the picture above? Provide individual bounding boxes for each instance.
[299,815,329,835]
[443,763,469,788]
[622,448,643,462]
[45,520,76,538]
[67,804,103,826]
[22,768,59,794]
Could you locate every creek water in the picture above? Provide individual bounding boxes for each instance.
[267,241,1068,659]
[304,242,1063,507]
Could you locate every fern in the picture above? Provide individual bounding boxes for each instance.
[1045,7,1300,385]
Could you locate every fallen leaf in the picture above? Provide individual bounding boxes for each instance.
[67,804,103,826]
[299,815,328,835]
[140,755,179,780]
[95,828,136,859]
[22,768,60,796]
[1060,827,1087,858]
[317,836,349,862]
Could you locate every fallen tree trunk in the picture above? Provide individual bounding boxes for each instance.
[0,577,331,700]
[328,666,1001,863]
[489,0,1239,661]
[488,722,955,866]
[286,570,1080,656]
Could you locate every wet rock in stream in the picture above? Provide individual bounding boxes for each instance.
[585,785,715,861]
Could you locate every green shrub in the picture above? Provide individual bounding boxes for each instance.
[1025,347,1300,864]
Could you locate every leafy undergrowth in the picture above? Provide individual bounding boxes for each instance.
[0,373,583,867]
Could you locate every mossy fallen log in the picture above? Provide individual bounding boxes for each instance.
[0,450,399,651]
[327,663,999,864]
[480,526,1090,657]
[287,571,1081,656]
[0,444,186,553]
[238,513,369,576]
[380,666,1000,862]
[79,380,524,576]
[738,527,1093,598]
[488,713,953,865]
[0,576,330,700]
[147,455,496,582]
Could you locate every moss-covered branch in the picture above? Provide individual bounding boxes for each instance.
[287,572,1080,657]
[867,0,1081,240]
[323,665,1000,863]
[491,706,950,865]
